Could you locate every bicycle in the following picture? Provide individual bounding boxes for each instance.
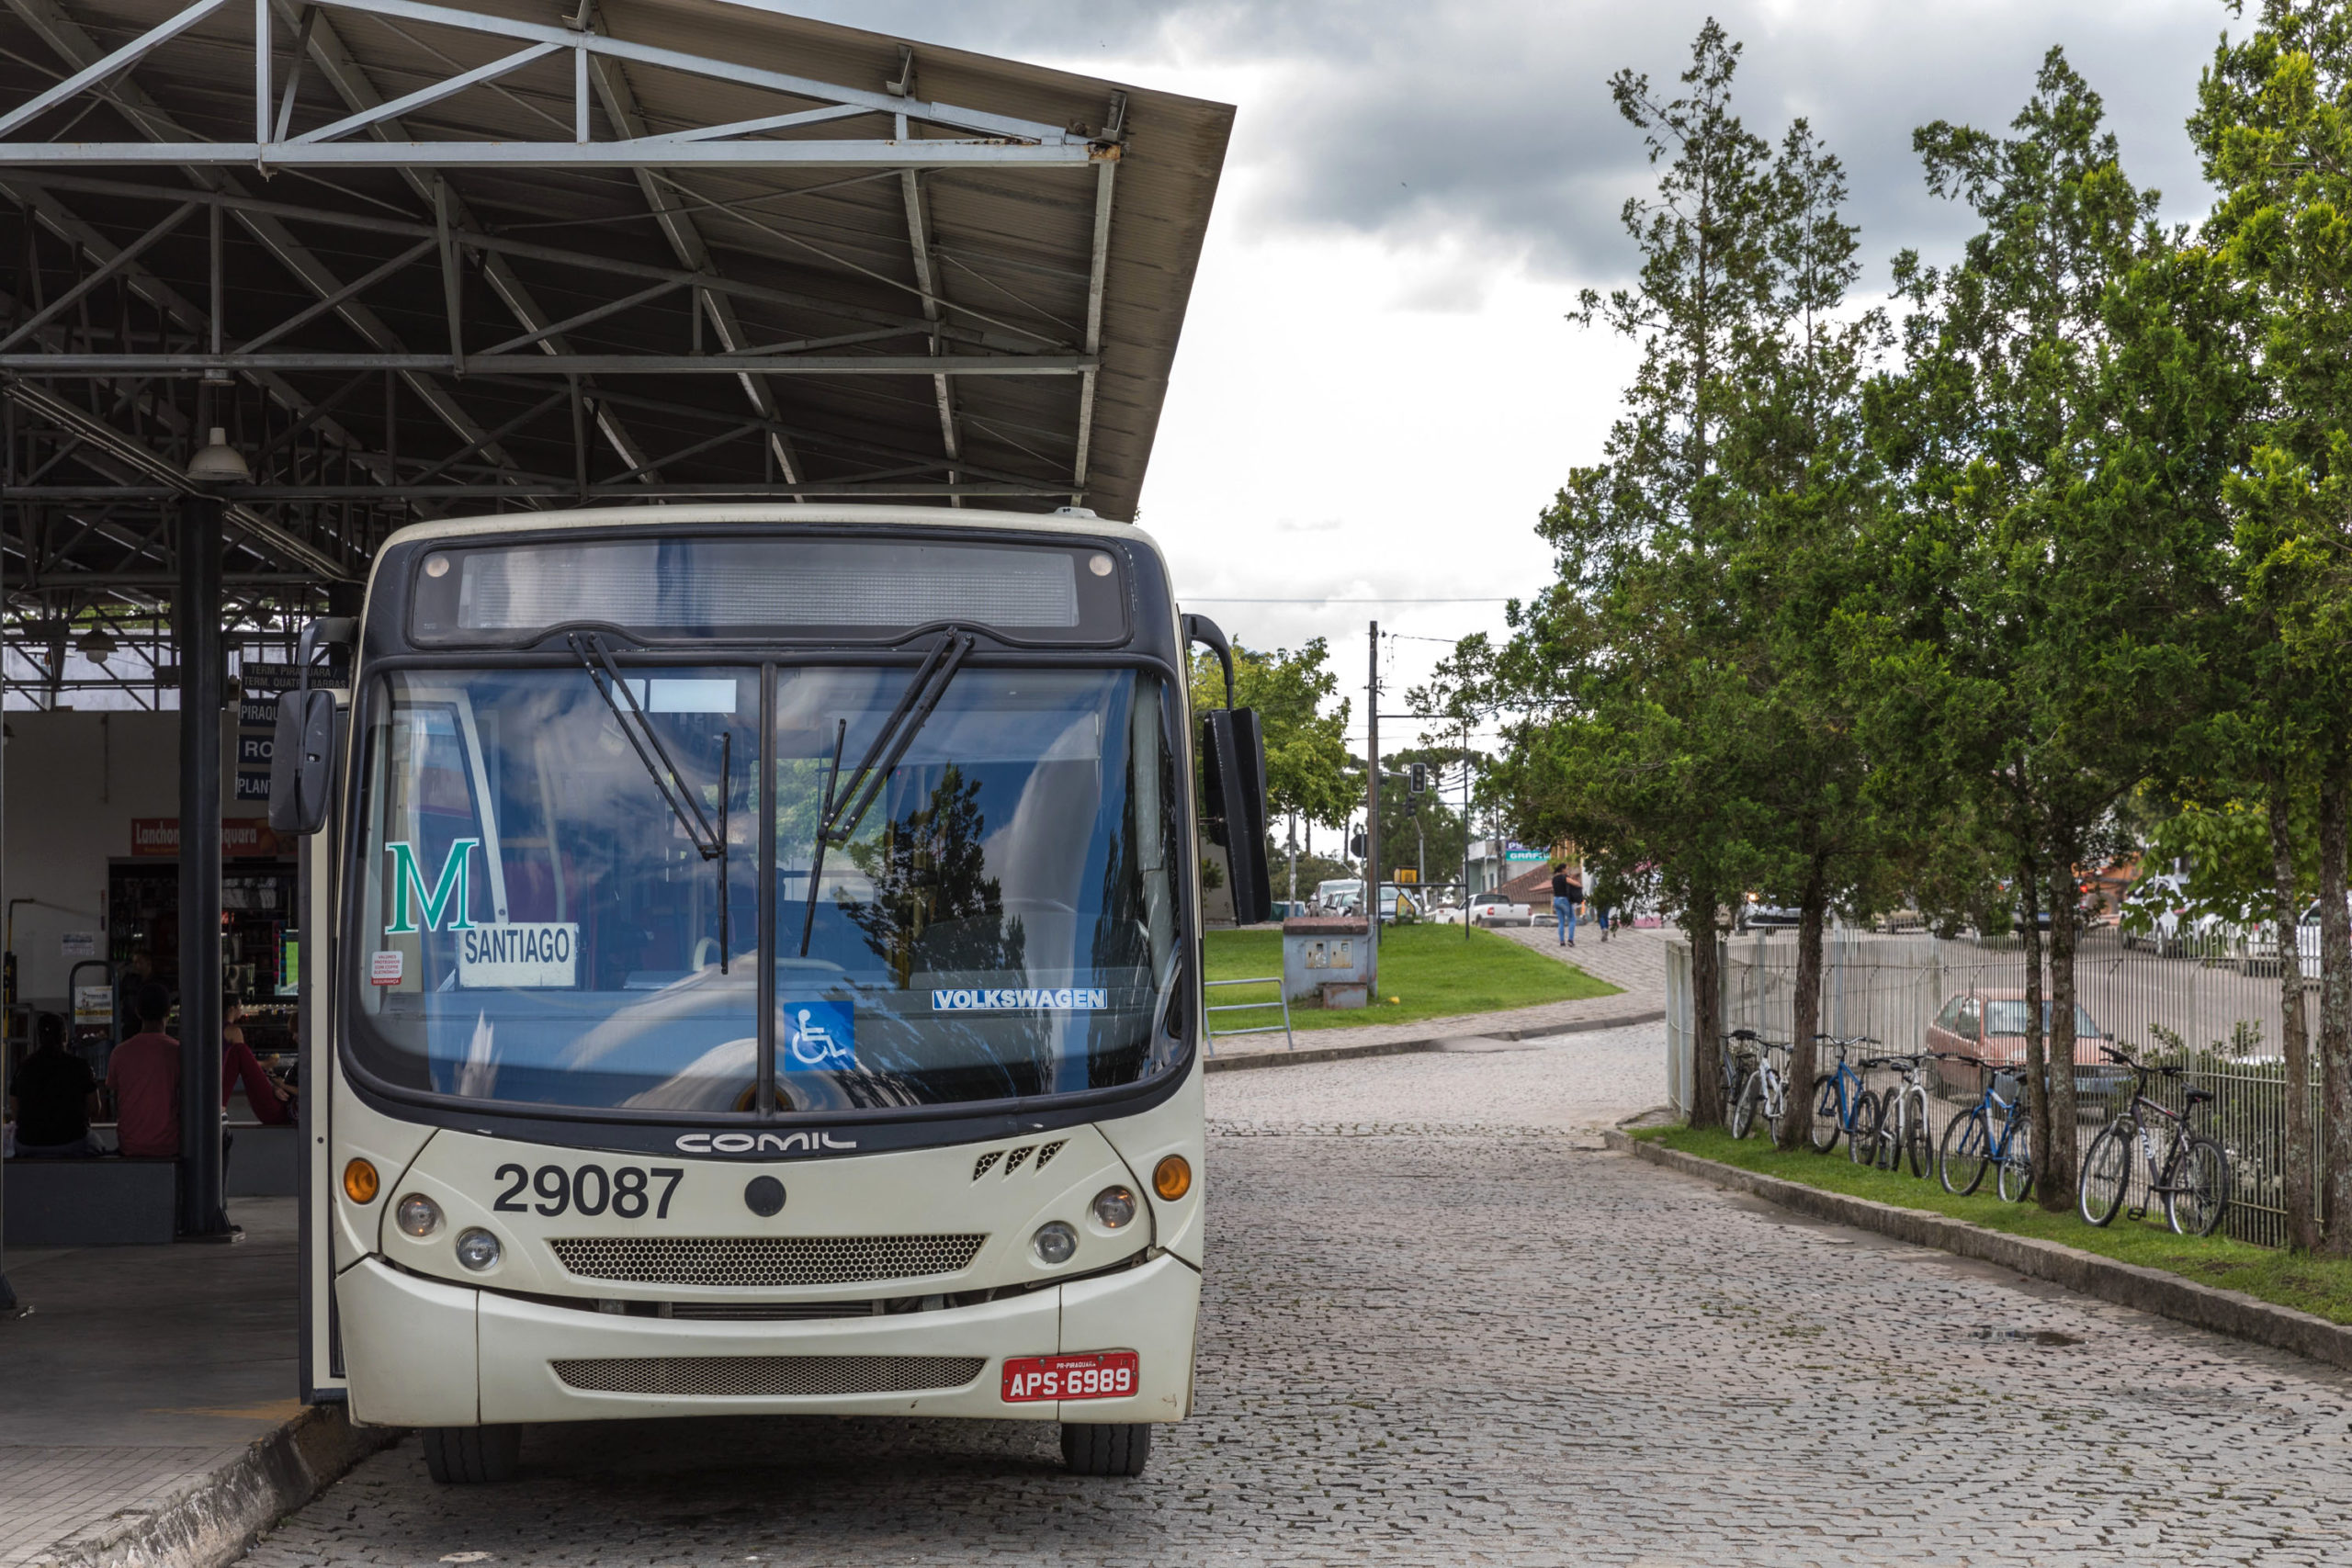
[1937,1054,2034,1202]
[1852,1053,1933,1178]
[1718,1032,1757,1134]
[1726,1031,1792,1143]
[1805,1033,1882,1156]
[2078,1045,2232,1237]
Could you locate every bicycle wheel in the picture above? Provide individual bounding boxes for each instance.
[1848,1090,1882,1168]
[1903,1090,1934,1179]
[1996,1121,2034,1203]
[2078,1123,2131,1224]
[1939,1108,1989,1195]
[1809,1076,1844,1155]
[2165,1139,2232,1238]
[1729,1073,1759,1140]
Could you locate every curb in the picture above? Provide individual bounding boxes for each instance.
[1603,1128,2352,1374]
[32,1405,397,1568]
[1206,1009,1666,1073]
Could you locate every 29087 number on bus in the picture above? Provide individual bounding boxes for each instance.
[1001,1351,1139,1403]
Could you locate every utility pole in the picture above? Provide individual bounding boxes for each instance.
[1365,620,1380,992]
[1463,718,1473,944]
[1286,813,1297,908]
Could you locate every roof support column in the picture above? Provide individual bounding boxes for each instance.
[176,491,229,1239]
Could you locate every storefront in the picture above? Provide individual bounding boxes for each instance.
[3,705,300,1077]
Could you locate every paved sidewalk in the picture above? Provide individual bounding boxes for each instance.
[1208,921,1669,1067]
[0,1198,379,1568]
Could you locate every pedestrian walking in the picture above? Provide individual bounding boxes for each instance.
[1552,863,1583,947]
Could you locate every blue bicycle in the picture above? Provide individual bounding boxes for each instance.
[1938,1053,2034,1201]
[1805,1034,1882,1156]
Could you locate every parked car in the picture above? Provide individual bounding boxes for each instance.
[1468,891,1537,926]
[1316,878,1363,915]
[1924,989,2124,1111]
[2240,898,2352,977]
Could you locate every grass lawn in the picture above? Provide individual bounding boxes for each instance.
[1202,922,1618,1035]
[1647,1123,2352,1326]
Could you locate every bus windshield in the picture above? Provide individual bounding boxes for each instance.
[348,664,1182,1113]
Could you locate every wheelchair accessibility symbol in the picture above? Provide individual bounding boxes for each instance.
[782,1001,856,1071]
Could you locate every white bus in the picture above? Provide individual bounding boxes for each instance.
[272,506,1270,1483]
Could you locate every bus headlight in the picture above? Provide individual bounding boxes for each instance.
[1091,1186,1137,1229]
[454,1228,502,1271]
[395,1194,442,1237]
[1031,1221,1078,1265]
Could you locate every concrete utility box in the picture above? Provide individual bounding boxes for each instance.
[1283,915,1372,1010]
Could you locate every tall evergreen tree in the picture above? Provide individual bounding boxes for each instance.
[1862,52,2217,1206]
[2193,0,2352,1251]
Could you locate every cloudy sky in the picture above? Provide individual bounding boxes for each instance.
[779,0,2237,761]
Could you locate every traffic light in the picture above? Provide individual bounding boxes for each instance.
[1408,762,1428,796]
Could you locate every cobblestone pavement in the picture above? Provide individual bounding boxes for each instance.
[243,1025,2352,1567]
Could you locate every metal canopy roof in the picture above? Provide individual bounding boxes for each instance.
[0,0,1232,700]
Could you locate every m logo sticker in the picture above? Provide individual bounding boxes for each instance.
[384,839,478,933]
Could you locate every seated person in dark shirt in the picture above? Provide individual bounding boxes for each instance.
[10,1011,101,1156]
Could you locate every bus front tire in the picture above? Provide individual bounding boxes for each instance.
[422,1424,522,1484]
[1060,1421,1151,1477]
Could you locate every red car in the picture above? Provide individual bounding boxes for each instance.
[1925,989,2123,1106]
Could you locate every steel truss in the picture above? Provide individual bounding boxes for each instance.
[0,0,1152,694]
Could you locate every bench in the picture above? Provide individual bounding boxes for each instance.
[4,1157,176,1245]
[224,1122,300,1197]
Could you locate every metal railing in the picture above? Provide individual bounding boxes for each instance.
[1668,926,2326,1248]
[1203,976,1294,1055]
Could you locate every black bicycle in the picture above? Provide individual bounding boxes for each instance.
[2077,1045,2231,1237]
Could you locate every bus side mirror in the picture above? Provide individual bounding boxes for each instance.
[1202,707,1272,926]
[268,688,337,835]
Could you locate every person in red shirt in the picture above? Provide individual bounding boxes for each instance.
[104,982,181,1158]
[221,1000,294,1125]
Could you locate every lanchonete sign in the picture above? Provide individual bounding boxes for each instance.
[130,818,282,858]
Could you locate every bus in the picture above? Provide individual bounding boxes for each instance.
[270,506,1271,1483]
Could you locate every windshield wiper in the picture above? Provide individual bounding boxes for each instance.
[570,632,732,974]
[797,627,973,958]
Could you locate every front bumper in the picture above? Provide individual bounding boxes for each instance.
[338,1250,1200,1427]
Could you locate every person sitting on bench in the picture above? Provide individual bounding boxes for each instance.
[105,983,182,1159]
[221,999,295,1124]
[9,1010,100,1156]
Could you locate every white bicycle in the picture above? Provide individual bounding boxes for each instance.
[1727,1031,1792,1142]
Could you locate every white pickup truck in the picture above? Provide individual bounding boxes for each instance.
[1469,891,1539,926]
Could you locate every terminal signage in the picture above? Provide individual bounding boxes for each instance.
[130,818,283,858]
[238,660,347,693]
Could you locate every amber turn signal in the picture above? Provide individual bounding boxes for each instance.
[1152,1154,1192,1201]
[343,1157,380,1204]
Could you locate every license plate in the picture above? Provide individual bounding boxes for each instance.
[1001,1351,1138,1403]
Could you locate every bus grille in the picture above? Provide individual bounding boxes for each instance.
[552,1354,985,1398]
[548,1235,986,1288]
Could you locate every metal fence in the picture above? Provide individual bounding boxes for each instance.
[1667,928,2322,1248]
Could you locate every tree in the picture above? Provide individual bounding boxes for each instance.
[1424,21,1781,1129]
[1188,638,1353,827]
[2193,0,2352,1252]
[1860,52,2225,1206]
[1189,638,1355,901]
[1710,119,1894,1146]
